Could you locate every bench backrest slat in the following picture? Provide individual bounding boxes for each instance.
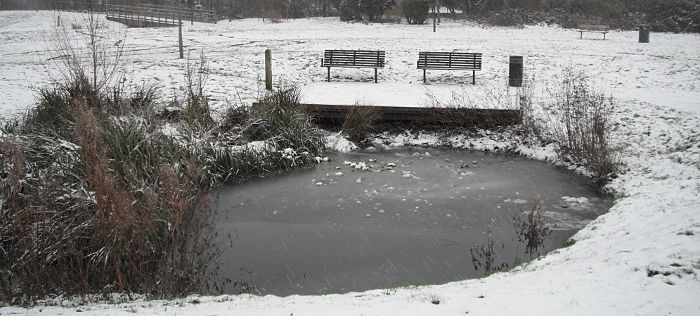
[417,52,482,70]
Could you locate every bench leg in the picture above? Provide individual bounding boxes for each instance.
[374,68,378,83]
[603,32,606,40]
[327,67,330,82]
[472,70,475,85]
[579,31,583,39]
[423,69,427,83]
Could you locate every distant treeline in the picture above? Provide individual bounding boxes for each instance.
[2,0,698,32]
[454,0,700,32]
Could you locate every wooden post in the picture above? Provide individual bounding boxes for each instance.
[265,49,272,91]
[433,3,436,32]
[178,0,183,59]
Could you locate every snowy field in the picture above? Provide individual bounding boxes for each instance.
[1,11,699,315]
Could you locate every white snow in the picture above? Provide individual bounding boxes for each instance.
[326,133,357,152]
[303,82,519,108]
[561,196,591,210]
[1,11,699,315]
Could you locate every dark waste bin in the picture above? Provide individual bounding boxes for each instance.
[639,25,650,43]
[509,56,523,87]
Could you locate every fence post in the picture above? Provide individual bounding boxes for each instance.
[265,49,273,91]
[178,0,183,59]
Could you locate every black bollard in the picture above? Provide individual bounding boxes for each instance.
[639,25,650,43]
[509,56,523,87]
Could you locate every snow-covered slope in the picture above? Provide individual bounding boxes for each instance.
[0,11,698,315]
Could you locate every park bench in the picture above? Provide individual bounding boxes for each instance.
[417,51,482,84]
[577,24,610,39]
[321,50,385,83]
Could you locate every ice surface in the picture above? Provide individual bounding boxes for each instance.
[211,148,611,296]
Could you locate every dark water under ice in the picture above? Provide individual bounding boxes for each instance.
[211,147,612,296]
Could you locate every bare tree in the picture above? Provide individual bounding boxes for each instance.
[49,10,126,95]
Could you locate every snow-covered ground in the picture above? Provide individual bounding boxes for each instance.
[1,11,699,315]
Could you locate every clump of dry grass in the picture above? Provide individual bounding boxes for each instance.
[341,104,379,144]
[243,86,325,155]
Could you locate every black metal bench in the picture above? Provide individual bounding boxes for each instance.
[577,24,610,39]
[417,51,482,84]
[321,50,385,83]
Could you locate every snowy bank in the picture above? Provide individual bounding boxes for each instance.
[0,11,698,315]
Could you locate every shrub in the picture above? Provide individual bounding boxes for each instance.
[422,85,523,129]
[485,9,527,27]
[180,53,215,129]
[289,0,312,18]
[0,103,217,303]
[49,11,125,96]
[341,104,379,144]
[19,85,78,138]
[340,0,361,21]
[550,68,618,185]
[360,0,398,21]
[263,9,284,23]
[243,87,325,155]
[220,104,250,133]
[513,195,550,258]
[341,0,398,21]
[402,0,430,24]
[517,75,541,137]
[0,15,331,304]
[644,0,700,33]
[469,221,509,276]
[102,116,175,187]
[1,27,214,304]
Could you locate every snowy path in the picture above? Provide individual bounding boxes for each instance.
[1,11,699,315]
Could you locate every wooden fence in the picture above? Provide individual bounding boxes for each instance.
[105,4,218,27]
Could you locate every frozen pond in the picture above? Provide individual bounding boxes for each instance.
[213,147,612,296]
